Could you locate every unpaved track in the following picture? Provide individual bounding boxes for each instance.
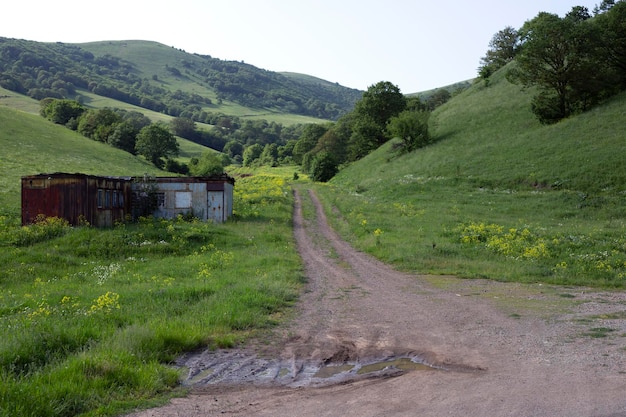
[128,189,626,416]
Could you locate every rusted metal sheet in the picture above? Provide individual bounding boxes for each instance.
[21,173,132,227]
[22,173,235,227]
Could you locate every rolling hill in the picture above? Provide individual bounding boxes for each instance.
[317,62,626,286]
[0,106,167,216]
[0,38,362,122]
[333,65,626,194]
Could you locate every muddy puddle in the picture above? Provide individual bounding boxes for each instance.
[179,349,440,389]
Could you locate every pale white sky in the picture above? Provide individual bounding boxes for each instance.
[3,0,600,93]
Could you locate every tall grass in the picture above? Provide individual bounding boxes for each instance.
[320,69,626,288]
[0,173,302,416]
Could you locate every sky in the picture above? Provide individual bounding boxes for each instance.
[2,0,601,93]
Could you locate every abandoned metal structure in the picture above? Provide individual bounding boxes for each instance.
[150,175,234,223]
[21,173,235,227]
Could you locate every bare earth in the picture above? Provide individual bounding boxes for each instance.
[128,189,626,417]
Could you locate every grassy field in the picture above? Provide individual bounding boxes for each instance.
[1,55,625,416]
[316,68,626,288]
[0,174,302,416]
[0,104,306,415]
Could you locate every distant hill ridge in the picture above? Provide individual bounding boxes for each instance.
[0,38,363,121]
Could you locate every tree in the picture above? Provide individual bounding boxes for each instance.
[594,0,616,14]
[347,117,382,161]
[595,1,626,88]
[223,140,244,159]
[188,151,224,176]
[242,143,263,167]
[478,26,520,79]
[312,129,347,164]
[77,108,120,140]
[507,10,606,123]
[40,98,85,126]
[259,143,279,166]
[135,123,179,168]
[309,152,338,182]
[169,117,197,140]
[278,140,296,164]
[107,121,138,154]
[293,123,329,164]
[387,110,430,153]
[348,81,406,160]
[354,81,406,131]
[119,110,151,132]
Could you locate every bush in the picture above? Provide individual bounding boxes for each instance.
[310,152,338,182]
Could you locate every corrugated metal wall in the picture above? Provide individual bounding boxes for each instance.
[22,174,235,227]
[21,174,132,227]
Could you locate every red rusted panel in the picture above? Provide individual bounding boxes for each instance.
[21,173,132,227]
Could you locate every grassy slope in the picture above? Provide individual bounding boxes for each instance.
[0,106,165,215]
[337,67,626,193]
[0,85,216,163]
[78,40,329,125]
[0,105,303,416]
[321,67,626,287]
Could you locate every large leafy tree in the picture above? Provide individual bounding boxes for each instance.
[348,81,406,159]
[259,143,279,167]
[478,26,520,79]
[77,108,121,141]
[169,117,197,140]
[292,123,329,164]
[223,140,244,159]
[40,98,85,125]
[354,81,406,134]
[107,122,139,154]
[242,143,263,167]
[507,8,606,123]
[595,1,626,88]
[135,123,179,168]
[348,117,382,161]
[312,129,347,164]
[387,110,430,153]
[309,151,338,183]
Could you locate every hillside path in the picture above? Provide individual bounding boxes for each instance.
[128,188,626,417]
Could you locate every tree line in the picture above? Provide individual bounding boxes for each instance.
[38,98,309,175]
[242,81,454,182]
[479,1,626,124]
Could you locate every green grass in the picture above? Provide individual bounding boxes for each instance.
[0,86,40,114]
[2,50,626,415]
[78,41,329,126]
[0,107,166,216]
[0,105,304,416]
[316,67,626,288]
[0,173,302,416]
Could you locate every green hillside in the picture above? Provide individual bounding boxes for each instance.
[0,106,303,416]
[0,106,165,216]
[319,67,626,287]
[335,67,626,192]
[0,38,361,122]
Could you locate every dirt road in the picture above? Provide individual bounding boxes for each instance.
[128,189,626,416]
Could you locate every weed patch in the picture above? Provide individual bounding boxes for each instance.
[0,173,302,416]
